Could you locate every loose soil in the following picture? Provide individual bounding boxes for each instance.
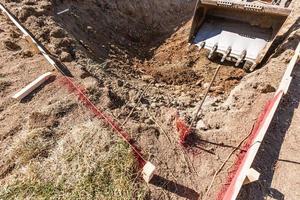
[0,0,300,199]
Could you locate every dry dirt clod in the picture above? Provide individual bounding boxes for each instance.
[50,27,66,38]
[0,80,12,92]
[17,6,38,22]
[259,83,276,93]
[21,50,34,58]
[3,40,21,51]
[82,77,99,90]
[101,87,125,109]
[23,0,37,6]
[60,51,73,62]
[117,80,124,87]
[9,30,21,38]
[141,75,154,82]
[28,112,58,129]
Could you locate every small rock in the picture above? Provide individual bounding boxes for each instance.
[40,1,52,11]
[141,75,154,82]
[188,44,198,52]
[202,96,217,107]
[196,120,208,130]
[101,88,125,109]
[203,82,210,89]
[155,83,162,88]
[128,90,137,100]
[150,103,157,108]
[87,26,95,34]
[157,102,164,107]
[171,100,178,106]
[135,107,142,111]
[52,37,74,49]
[60,51,73,62]
[79,71,90,79]
[24,1,37,6]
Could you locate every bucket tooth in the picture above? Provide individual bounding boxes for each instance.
[221,47,232,62]
[208,44,217,59]
[235,50,247,66]
[198,42,205,50]
[249,63,257,72]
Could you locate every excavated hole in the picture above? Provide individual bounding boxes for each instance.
[52,0,194,60]
[53,0,246,91]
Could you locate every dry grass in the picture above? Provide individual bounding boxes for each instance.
[11,128,54,165]
[0,118,147,200]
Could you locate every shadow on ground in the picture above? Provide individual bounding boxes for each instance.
[150,175,200,200]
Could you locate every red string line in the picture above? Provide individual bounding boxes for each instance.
[175,115,191,146]
[59,76,147,167]
[216,91,283,200]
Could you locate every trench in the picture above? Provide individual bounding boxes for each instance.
[52,0,246,89]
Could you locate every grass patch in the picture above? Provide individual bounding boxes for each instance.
[12,128,54,165]
[1,141,147,200]
[0,182,63,200]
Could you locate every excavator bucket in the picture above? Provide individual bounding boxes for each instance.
[189,0,291,71]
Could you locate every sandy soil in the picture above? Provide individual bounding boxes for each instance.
[0,0,300,199]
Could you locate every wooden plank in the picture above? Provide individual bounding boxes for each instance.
[142,161,156,183]
[243,168,260,185]
[12,72,53,100]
